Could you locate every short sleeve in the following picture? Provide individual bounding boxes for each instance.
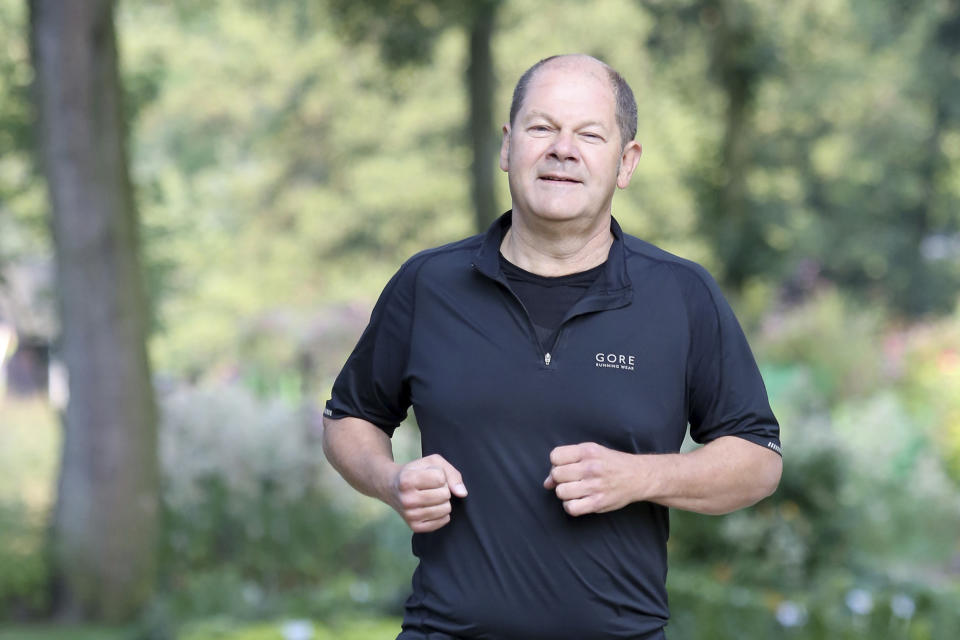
[323,259,421,437]
[679,265,782,456]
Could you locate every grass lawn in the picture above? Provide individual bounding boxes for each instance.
[0,625,130,640]
[0,396,59,508]
[0,618,403,640]
[0,397,60,619]
[183,618,402,639]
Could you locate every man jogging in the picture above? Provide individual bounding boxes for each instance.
[323,54,782,639]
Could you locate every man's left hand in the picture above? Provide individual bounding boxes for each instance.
[543,442,643,516]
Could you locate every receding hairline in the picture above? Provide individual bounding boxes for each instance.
[508,54,638,146]
[536,54,613,76]
[520,55,617,103]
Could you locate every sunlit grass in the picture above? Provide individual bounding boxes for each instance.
[0,625,130,640]
[179,617,401,640]
[0,395,60,610]
[0,618,403,640]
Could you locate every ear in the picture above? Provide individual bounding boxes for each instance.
[616,140,643,189]
[499,124,511,172]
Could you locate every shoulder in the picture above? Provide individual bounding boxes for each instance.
[381,233,483,297]
[397,233,481,282]
[404,233,482,271]
[620,232,723,307]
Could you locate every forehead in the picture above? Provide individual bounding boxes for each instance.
[520,60,616,123]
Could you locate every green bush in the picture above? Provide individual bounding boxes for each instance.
[670,410,852,590]
[898,314,960,484]
[755,287,887,404]
[157,384,414,620]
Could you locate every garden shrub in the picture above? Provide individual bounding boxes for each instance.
[157,383,413,619]
[899,314,960,485]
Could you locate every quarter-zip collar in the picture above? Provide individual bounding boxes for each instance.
[473,211,634,314]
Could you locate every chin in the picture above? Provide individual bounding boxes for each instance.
[520,199,580,219]
[529,206,590,223]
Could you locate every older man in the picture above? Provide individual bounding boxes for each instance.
[323,54,782,640]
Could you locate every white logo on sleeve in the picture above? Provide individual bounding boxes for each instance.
[595,352,636,371]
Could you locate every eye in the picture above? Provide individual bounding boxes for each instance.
[529,125,551,134]
[582,132,604,142]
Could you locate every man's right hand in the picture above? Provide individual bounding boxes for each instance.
[389,454,468,533]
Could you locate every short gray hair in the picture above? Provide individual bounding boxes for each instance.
[508,55,638,147]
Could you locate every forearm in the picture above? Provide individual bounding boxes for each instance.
[323,415,468,532]
[638,436,782,515]
[322,415,401,509]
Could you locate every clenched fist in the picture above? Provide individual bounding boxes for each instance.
[543,442,643,516]
[389,454,467,533]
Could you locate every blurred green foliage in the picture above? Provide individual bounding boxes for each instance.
[0,0,46,270]
[667,568,960,640]
[4,0,956,373]
[664,291,960,638]
[0,502,49,616]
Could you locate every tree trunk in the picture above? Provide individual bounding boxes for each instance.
[716,48,754,290]
[29,0,158,621]
[701,0,763,291]
[466,1,499,233]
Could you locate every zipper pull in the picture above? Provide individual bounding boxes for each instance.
[544,353,552,366]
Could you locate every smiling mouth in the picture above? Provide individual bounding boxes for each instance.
[539,176,581,184]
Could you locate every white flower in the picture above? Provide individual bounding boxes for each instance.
[281,619,315,640]
[846,588,874,616]
[890,593,915,620]
[776,600,808,628]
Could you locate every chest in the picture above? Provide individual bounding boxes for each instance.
[405,276,691,455]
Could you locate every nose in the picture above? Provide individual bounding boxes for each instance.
[547,129,579,163]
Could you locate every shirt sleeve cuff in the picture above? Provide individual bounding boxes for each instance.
[323,400,400,437]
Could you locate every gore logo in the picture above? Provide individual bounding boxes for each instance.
[595,352,636,371]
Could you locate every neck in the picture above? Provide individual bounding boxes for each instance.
[501,211,613,277]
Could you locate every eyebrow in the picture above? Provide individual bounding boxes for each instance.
[522,110,610,131]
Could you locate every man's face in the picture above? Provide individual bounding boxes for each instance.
[500,60,642,226]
